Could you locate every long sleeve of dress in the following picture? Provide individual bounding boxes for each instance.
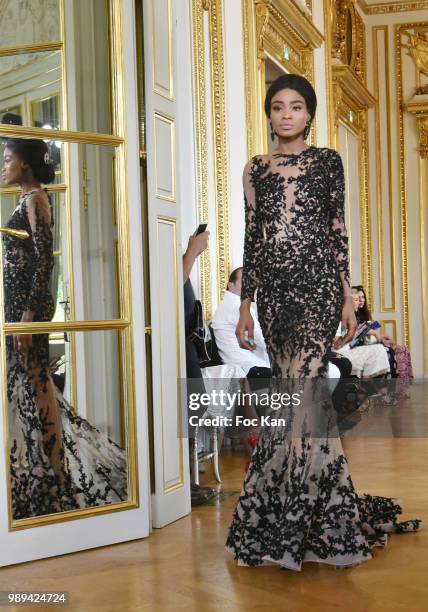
[24,196,53,313]
[241,158,263,302]
[327,150,351,297]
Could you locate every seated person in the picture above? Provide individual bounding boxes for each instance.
[334,319,390,379]
[212,267,341,380]
[355,285,413,382]
[212,267,270,375]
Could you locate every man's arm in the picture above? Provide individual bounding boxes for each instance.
[182,231,209,283]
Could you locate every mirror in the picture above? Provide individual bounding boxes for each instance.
[0,0,61,48]
[0,142,120,324]
[0,1,112,135]
[7,328,129,521]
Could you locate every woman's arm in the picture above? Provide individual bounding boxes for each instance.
[327,149,351,298]
[23,192,52,316]
[236,158,263,350]
[327,150,356,343]
[240,158,262,306]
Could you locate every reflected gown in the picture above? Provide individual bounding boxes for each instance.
[4,190,127,520]
[225,147,420,569]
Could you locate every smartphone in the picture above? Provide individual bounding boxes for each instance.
[195,221,208,236]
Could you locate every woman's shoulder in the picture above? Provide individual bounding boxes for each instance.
[312,146,341,159]
[22,189,51,224]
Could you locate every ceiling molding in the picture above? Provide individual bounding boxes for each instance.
[358,1,428,15]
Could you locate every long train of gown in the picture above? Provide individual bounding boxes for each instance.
[225,147,421,569]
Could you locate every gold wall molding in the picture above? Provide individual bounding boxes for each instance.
[394,22,428,347]
[373,25,396,312]
[323,0,336,148]
[332,1,366,84]
[332,64,375,308]
[242,0,322,157]
[191,0,212,320]
[0,40,62,57]
[155,216,184,494]
[152,0,174,101]
[0,124,123,145]
[379,319,398,341]
[401,28,428,94]
[275,0,323,47]
[208,0,230,303]
[192,0,229,311]
[419,156,428,374]
[358,1,428,15]
[406,100,428,157]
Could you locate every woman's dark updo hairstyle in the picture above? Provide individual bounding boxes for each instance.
[5,138,55,184]
[264,73,317,122]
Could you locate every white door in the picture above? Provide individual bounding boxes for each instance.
[142,0,192,527]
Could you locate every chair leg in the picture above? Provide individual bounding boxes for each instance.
[192,426,199,486]
[211,426,221,483]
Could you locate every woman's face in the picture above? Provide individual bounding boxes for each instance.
[1,147,26,185]
[269,88,310,141]
[351,292,359,311]
[358,290,365,309]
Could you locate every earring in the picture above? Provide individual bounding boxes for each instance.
[303,119,311,140]
[270,122,275,142]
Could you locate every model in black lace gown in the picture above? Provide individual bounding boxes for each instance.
[226,75,420,570]
[2,139,127,520]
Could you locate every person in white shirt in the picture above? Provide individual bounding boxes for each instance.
[212,268,341,380]
[212,268,270,375]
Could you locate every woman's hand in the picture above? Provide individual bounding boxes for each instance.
[13,333,32,353]
[14,310,34,352]
[340,296,358,345]
[381,334,394,348]
[236,299,256,351]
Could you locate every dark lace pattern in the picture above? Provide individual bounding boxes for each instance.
[4,191,127,520]
[226,148,421,569]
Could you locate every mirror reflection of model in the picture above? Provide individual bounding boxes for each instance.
[2,138,128,520]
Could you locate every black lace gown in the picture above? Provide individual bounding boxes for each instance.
[4,190,127,520]
[225,147,420,569]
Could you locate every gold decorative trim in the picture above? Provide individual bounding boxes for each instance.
[152,0,174,101]
[208,0,230,302]
[373,26,396,313]
[153,112,176,202]
[0,124,123,146]
[243,0,320,156]
[192,0,212,320]
[275,0,324,47]
[419,157,428,374]
[396,23,422,348]
[379,319,398,342]
[0,184,67,196]
[358,1,428,15]
[332,1,366,84]
[332,66,375,308]
[242,0,257,158]
[323,0,336,148]
[8,496,140,531]
[4,319,130,334]
[406,101,428,157]
[156,216,184,494]
[0,41,62,57]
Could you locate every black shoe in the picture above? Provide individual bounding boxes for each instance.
[191,484,216,506]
